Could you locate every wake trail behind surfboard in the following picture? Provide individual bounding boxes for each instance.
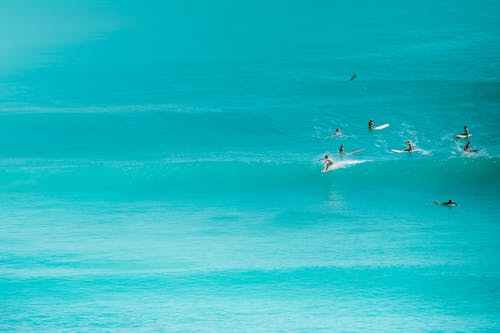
[322,159,371,172]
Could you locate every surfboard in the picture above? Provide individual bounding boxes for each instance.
[391,149,422,153]
[346,148,365,155]
[372,123,390,130]
[333,132,342,136]
[463,149,478,153]
[456,134,472,139]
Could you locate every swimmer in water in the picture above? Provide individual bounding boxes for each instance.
[350,74,357,81]
[339,144,345,155]
[333,128,342,136]
[368,120,374,130]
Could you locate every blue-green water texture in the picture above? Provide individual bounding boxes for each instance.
[1,1,500,332]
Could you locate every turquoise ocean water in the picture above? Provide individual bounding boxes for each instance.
[1,1,500,331]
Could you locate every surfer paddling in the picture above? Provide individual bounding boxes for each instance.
[433,199,458,206]
[320,155,334,171]
[333,128,342,136]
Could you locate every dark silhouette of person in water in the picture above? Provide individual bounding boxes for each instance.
[350,74,357,81]
[368,120,374,129]
[434,199,458,206]
[462,125,469,137]
[463,141,471,152]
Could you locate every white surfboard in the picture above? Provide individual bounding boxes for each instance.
[463,149,478,153]
[372,123,390,130]
[333,131,342,136]
[346,148,365,155]
[391,148,422,153]
[456,134,472,139]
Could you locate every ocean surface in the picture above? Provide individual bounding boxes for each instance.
[1,1,500,332]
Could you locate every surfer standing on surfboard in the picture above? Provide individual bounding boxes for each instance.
[368,120,374,129]
[320,155,334,171]
[405,140,414,152]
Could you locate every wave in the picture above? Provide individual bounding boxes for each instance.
[0,157,497,199]
[0,103,223,115]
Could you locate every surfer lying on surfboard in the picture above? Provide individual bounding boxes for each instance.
[433,199,458,206]
[333,128,342,136]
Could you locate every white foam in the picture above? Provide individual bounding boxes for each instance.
[329,159,371,170]
[0,103,223,115]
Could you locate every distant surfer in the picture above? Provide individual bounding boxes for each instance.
[368,120,374,130]
[350,74,357,81]
[339,144,345,155]
[462,125,470,137]
[320,155,334,171]
[434,199,458,206]
[333,128,342,136]
[463,141,471,152]
[404,140,414,152]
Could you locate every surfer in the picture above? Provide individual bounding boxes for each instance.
[434,199,458,206]
[320,155,334,171]
[368,120,374,130]
[350,74,357,81]
[404,140,414,152]
[333,128,342,136]
[463,141,471,152]
[339,144,345,155]
[462,125,470,137]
